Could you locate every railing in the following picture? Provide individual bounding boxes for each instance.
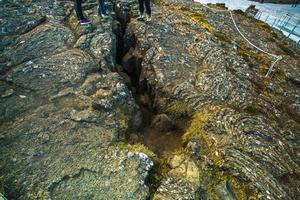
[255,11,300,46]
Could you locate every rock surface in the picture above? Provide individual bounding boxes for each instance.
[154,155,200,200]
[0,0,150,199]
[1,0,299,199]
[118,0,300,199]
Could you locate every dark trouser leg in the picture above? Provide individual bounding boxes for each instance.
[98,0,108,15]
[145,0,151,16]
[74,0,84,19]
[138,0,144,15]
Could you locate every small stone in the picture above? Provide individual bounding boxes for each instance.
[39,133,49,144]
[95,89,111,98]
[169,155,185,169]
[216,181,237,200]
[1,89,14,98]
[151,114,175,132]
[186,140,201,159]
[92,99,113,111]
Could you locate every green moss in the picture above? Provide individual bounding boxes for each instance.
[277,42,295,56]
[200,169,250,200]
[237,43,270,74]
[164,99,194,118]
[160,2,214,33]
[116,142,172,198]
[182,106,221,143]
[190,13,214,33]
[116,142,157,160]
[182,106,258,199]
[213,31,232,44]
[147,157,170,197]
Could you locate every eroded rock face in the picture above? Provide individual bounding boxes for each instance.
[154,155,200,200]
[1,0,299,199]
[0,0,149,199]
[117,0,300,199]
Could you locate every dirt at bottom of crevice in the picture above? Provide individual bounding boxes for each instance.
[125,94,190,158]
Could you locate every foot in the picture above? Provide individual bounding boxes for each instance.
[137,14,144,21]
[101,13,109,19]
[146,15,152,23]
[79,17,91,25]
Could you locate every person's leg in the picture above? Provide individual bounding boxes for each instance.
[98,0,108,15]
[145,0,152,22]
[138,0,145,16]
[145,0,151,16]
[74,0,84,19]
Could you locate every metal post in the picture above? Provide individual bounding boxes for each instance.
[284,15,291,27]
[279,14,288,30]
[276,14,285,26]
[258,12,262,19]
[256,11,262,19]
[287,21,300,38]
[272,18,277,26]
[265,15,269,23]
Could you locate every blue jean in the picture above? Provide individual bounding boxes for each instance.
[138,0,151,16]
[98,0,108,15]
[74,0,84,19]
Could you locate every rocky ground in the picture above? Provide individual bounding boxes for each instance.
[0,0,299,199]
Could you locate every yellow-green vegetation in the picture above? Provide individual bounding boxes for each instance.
[182,106,254,199]
[237,43,270,72]
[148,156,170,198]
[276,41,296,56]
[183,106,220,143]
[164,3,215,33]
[189,13,214,33]
[116,109,129,140]
[182,105,226,166]
[213,31,232,44]
[26,189,48,200]
[164,99,194,118]
[116,142,172,198]
[199,168,254,200]
[117,142,157,160]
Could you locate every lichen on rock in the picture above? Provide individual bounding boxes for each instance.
[0,0,299,199]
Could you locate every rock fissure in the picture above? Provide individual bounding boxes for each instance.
[0,0,299,199]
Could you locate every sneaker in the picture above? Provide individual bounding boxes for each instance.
[146,15,152,23]
[79,17,91,25]
[101,13,109,19]
[137,14,144,21]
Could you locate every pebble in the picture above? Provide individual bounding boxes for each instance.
[1,89,14,98]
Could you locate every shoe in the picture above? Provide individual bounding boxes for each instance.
[79,17,91,25]
[137,14,144,21]
[146,15,152,23]
[101,13,109,19]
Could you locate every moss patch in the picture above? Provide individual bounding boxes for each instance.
[181,106,255,199]
[116,142,157,160]
[182,106,220,143]
[164,99,194,118]
[189,13,214,32]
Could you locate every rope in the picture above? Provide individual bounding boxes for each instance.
[265,55,282,77]
[200,4,282,77]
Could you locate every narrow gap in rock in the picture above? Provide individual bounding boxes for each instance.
[112,5,191,198]
[113,3,189,158]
